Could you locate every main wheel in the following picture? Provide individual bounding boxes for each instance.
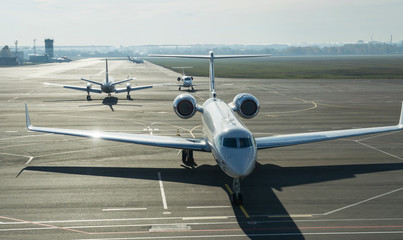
[86,95,91,101]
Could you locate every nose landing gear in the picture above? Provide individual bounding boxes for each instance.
[231,178,243,205]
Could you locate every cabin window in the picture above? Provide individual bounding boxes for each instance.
[223,138,237,148]
[239,138,252,148]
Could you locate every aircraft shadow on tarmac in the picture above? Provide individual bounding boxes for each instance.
[19,162,403,239]
[44,97,142,112]
[78,97,142,112]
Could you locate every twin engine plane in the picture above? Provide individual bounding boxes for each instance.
[46,59,152,100]
[26,52,403,205]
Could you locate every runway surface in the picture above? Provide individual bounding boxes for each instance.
[1,58,403,240]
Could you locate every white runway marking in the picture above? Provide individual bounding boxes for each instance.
[0,152,32,159]
[25,157,34,165]
[0,133,53,141]
[72,231,403,240]
[187,206,231,209]
[321,187,403,215]
[102,208,147,212]
[355,141,403,161]
[182,216,228,220]
[7,97,19,102]
[158,172,168,210]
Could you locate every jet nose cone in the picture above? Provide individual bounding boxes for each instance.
[232,160,255,177]
[222,149,256,178]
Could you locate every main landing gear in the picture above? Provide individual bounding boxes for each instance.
[86,93,91,101]
[126,94,131,100]
[231,178,243,205]
[182,149,196,168]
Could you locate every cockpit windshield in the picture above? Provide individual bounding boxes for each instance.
[223,138,237,148]
[239,138,252,148]
[222,137,252,148]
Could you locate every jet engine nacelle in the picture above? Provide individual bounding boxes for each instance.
[230,93,260,119]
[86,83,92,91]
[177,77,181,81]
[173,94,202,119]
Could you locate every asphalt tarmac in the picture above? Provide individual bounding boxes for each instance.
[1,58,403,240]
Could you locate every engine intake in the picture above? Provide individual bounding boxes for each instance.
[173,94,201,119]
[230,93,260,118]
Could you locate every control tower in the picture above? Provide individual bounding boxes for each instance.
[44,39,54,58]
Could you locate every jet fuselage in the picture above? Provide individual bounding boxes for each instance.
[100,79,116,93]
[202,98,257,178]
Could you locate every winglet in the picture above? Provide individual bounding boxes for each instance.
[24,103,32,130]
[399,101,403,128]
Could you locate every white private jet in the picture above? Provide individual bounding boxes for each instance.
[26,51,403,205]
[47,59,152,100]
[127,56,144,64]
[172,66,199,91]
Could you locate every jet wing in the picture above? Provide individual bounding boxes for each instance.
[115,85,153,94]
[256,103,403,150]
[25,104,207,151]
[44,82,102,94]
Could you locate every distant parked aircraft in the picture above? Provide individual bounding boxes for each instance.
[46,59,152,100]
[172,66,202,91]
[127,56,144,64]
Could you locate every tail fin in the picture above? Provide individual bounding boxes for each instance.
[148,52,270,99]
[24,103,32,129]
[105,59,109,84]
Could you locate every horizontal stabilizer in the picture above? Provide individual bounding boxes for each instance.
[80,78,103,86]
[112,78,135,86]
[149,54,271,59]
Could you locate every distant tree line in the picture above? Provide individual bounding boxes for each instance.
[18,41,403,59]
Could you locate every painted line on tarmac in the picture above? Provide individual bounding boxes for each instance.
[0,152,32,159]
[268,214,313,218]
[187,206,231,209]
[321,187,403,216]
[356,131,400,142]
[158,172,168,210]
[0,215,89,235]
[102,208,147,212]
[182,216,228,221]
[73,232,403,240]
[355,141,403,161]
[224,184,250,218]
[25,156,34,164]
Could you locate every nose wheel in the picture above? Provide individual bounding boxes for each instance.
[231,178,243,205]
[127,94,131,100]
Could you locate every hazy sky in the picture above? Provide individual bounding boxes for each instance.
[2,0,403,46]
